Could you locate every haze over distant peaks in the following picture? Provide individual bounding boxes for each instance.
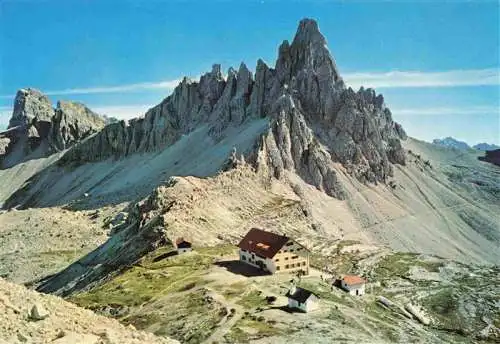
[473,142,500,151]
[432,137,470,150]
[432,137,499,151]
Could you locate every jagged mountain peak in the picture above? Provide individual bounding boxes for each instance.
[276,17,341,84]
[3,18,407,205]
[294,18,324,43]
[1,88,106,168]
[9,88,53,129]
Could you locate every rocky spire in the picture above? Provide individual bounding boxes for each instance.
[276,18,341,85]
[291,18,340,81]
[6,19,407,201]
[8,89,53,129]
[1,89,105,168]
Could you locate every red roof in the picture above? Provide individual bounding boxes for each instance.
[342,275,366,286]
[238,228,289,259]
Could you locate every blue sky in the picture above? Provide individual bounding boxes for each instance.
[0,0,499,144]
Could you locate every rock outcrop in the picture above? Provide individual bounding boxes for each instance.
[478,149,500,167]
[36,180,175,296]
[0,89,105,168]
[56,18,406,199]
[1,19,406,201]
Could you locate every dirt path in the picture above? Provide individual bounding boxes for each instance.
[202,287,245,344]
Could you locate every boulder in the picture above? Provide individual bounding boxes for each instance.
[29,303,49,321]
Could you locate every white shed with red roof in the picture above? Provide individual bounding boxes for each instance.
[340,275,366,296]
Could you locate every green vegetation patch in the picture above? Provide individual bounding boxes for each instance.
[196,244,237,257]
[221,281,248,300]
[225,314,285,343]
[71,247,223,309]
[421,288,463,331]
[70,245,237,343]
[27,248,91,272]
[309,252,357,275]
[363,301,399,323]
[236,289,268,309]
[374,252,444,280]
[124,288,227,344]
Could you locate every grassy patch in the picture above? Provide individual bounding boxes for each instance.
[225,314,284,343]
[374,252,444,280]
[221,281,247,300]
[421,288,462,330]
[309,252,357,275]
[70,247,221,311]
[327,307,346,322]
[123,289,227,344]
[71,265,192,308]
[236,290,268,309]
[196,244,237,257]
[69,244,241,342]
[363,301,399,323]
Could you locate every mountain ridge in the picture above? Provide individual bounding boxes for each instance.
[432,136,500,151]
[2,19,406,205]
[0,19,497,272]
[0,88,106,168]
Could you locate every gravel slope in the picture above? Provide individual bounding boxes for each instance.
[0,278,179,344]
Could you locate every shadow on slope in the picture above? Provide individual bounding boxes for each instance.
[3,120,269,211]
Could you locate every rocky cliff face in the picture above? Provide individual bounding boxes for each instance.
[0,89,105,168]
[4,19,406,200]
[58,19,406,199]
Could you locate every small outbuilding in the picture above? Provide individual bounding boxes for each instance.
[175,238,192,254]
[340,275,366,296]
[285,285,319,312]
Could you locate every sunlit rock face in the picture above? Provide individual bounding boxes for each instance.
[2,19,406,199]
[1,89,105,167]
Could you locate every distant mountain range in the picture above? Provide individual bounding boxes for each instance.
[473,142,500,151]
[432,137,499,151]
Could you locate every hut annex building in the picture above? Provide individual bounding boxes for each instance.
[238,228,309,275]
[175,238,192,254]
[340,275,366,296]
